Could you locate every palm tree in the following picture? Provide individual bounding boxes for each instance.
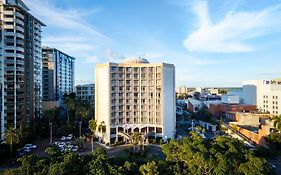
[98,121,106,143]
[88,119,97,152]
[44,109,56,124]
[272,115,281,133]
[4,128,20,161]
[131,132,141,152]
[44,109,57,144]
[76,106,88,137]
[64,97,76,125]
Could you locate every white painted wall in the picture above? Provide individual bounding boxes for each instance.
[162,64,176,139]
[95,65,111,143]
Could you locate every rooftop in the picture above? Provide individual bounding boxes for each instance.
[123,57,150,64]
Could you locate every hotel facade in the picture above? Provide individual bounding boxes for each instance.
[243,79,281,115]
[0,0,45,139]
[95,58,175,144]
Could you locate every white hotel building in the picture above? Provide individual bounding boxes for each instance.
[243,79,281,115]
[95,58,175,144]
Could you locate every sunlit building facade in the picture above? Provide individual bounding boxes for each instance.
[95,58,176,144]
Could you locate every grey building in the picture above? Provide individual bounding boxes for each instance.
[0,0,45,140]
[42,47,75,102]
[75,84,95,105]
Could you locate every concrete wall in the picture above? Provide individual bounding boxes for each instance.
[162,64,176,139]
[95,65,110,144]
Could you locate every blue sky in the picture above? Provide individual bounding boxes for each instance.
[24,0,281,87]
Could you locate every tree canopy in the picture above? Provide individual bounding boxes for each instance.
[7,133,272,175]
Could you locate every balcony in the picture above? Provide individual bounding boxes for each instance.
[4,52,15,57]
[15,19,24,26]
[4,31,15,36]
[16,33,24,39]
[4,18,14,22]
[15,12,24,20]
[15,26,24,33]
[4,11,14,15]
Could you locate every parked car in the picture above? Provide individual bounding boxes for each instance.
[24,144,37,149]
[72,146,79,152]
[16,148,26,156]
[61,136,66,141]
[58,142,66,147]
[66,145,74,151]
[66,134,73,141]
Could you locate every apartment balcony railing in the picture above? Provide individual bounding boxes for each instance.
[4,11,14,15]
[15,12,24,20]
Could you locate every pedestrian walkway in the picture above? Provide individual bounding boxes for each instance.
[94,141,111,149]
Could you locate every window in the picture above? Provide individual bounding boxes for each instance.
[111,66,116,71]
[126,67,131,72]
[118,67,123,72]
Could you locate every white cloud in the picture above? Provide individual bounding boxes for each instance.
[184,1,281,53]
[24,0,111,62]
[103,49,125,62]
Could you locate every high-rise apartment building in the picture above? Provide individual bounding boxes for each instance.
[42,47,75,102]
[95,58,175,144]
[243,79,281,115]
[75,84,95,105]
[0,0,45,140]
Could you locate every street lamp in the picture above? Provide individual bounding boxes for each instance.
[79,121,82,137]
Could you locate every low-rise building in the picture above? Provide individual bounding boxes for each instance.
[75,84,95,105]
[208,103,257,117]
[188,98,206,113]
[243,78,281,115]
[227,112,275,145]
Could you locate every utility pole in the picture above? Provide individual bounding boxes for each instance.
[49,122,53,144]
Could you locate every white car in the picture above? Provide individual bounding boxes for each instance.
[58,142,66,147]
[59,146,65,152]
[72,146,79,152]
[24,144,37,149]
[23,147,31,153]
[66,136,72,140]
[66,145,73,151]
[61,136,66,141]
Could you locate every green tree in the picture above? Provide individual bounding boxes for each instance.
[18,154,48,175]
[139,161,159,175]
[162,133,271,175]
[4,127,20,161]
[76,106,88,137]
[88,119,97,152]
[88,148,113,175]
[272,115,281,132]
[44,109,56,123]
[98,121,106,143]
[131,132,141,151]
[64,96,76,124]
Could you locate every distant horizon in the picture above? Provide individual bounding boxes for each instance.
[24,0,281,87]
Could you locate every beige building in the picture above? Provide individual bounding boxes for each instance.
[243,79,281,115]
[176,85,187,94]
[95,58,176,144]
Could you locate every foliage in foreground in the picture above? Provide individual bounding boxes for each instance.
[6,133,272,175]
